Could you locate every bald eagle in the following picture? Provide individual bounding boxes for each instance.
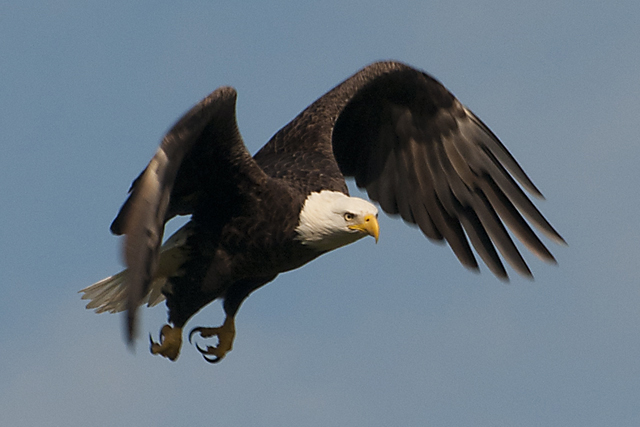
[80,61,564,363]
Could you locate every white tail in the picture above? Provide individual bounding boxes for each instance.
[79,270,167,313]
[80,223,192,314]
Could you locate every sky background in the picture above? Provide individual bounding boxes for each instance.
[1,1,639,426]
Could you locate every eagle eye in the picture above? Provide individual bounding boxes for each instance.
[344,212,355,221]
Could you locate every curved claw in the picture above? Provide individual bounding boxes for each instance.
[187,316,236,364]
[188,328,197,344]
[194,342,224,364]
[189,326,216,344]
[204,354,223,364]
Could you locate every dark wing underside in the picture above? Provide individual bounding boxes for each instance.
[110,87,266,340]
[328,62,565,278]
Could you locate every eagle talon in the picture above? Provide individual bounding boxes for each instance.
[189,326,219,341]
[189,317,236,363]
[149,324,182,361]
[194,342,224,364]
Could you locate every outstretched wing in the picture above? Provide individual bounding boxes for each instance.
[110,87,266,341]
[330,62,564,278]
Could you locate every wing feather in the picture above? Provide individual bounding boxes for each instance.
[330,61,564,278]
[110,87,266,340]
[407,138,445,241]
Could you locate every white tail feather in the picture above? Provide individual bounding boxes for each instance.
[79,271,168,313]
[80,223,191,314]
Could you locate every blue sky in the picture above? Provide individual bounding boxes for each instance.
[1,1,639,426]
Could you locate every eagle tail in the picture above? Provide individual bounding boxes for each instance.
[79,270,167,314]
[80,223,192,315]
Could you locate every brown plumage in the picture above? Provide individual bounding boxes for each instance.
[80,61,564,363]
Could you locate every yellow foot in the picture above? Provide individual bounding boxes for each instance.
[149,324,183,361]
[188,316,236,364]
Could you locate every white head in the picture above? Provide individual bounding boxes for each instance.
[295,190,380,252]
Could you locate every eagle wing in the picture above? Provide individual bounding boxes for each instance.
[110,87,266,340]
[329,62,565,278]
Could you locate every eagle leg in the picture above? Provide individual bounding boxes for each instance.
[188,315,236,364]
[149,324,183,361]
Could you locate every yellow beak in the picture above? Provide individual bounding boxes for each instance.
[349,214,380,243]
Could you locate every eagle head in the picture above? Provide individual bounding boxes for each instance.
[295,190,379,252]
